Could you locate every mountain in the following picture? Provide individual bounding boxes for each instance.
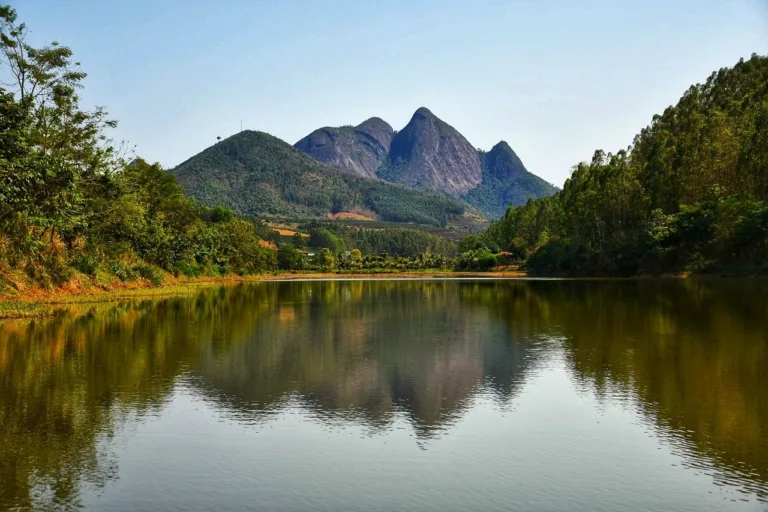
[294,118,393,179]
[464,141,559,218]
[380,107,483,196]
[295,107,557,218]
[170,130,466,227]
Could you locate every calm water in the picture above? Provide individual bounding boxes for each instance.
[1,279,767,511]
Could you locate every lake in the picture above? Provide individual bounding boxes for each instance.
[1,279,766,511]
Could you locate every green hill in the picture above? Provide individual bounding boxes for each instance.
[170,130,467,227]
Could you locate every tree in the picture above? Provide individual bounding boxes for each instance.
[458,234,486,253]
[0,5,119,242]
[291,232,307,248]
[482,54,768,276]
[209,206,235,223]
[277,244,304,270]
[316,248,336,272]
[0,4,283,290]
[309,229,343,252]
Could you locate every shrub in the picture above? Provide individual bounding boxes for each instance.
[134,264,164,286]
[456,248,497,271]
[71,255,99,276]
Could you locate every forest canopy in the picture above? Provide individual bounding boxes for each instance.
[482,54,768,276]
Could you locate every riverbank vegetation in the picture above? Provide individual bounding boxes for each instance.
[481,54,768,276]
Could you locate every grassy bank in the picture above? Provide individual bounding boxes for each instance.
[0,269,528,320]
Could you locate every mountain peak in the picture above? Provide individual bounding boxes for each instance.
[485,140,526,180]
[294,109,556,218]
[491,140,513,153]
[355,117,394,143]
[488,140,524,168]
[464,140,557,218]
[294,117,393,179]
[385,108,482,196]
[357,117,391,129]
[413,106,434,117]
[171,128,467,227]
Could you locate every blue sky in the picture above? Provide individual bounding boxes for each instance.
[10,0,768,186]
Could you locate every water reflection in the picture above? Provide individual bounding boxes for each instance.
[193,281,536,437]
[0,279,766,510]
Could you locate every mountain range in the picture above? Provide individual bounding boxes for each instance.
[295,107,557,217]
[170,130,468,228]
[170,107,556,229]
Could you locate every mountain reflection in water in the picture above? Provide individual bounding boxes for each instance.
[0,279,766,510]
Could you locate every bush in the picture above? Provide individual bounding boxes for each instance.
[134,264,164,286]
[292,232,308,248]
[209,205,235,223]
[71,255,99,276]
[456,248,497,271]
[458,234,486,253]
[174,261,200,277]
[109,261,138,281]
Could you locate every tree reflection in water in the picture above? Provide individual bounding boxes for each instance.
[0,279,766,509]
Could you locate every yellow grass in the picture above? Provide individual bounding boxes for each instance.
[327,212,374,221]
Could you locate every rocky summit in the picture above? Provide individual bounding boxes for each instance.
[295,107,556,218]
[383,107,483,196]
[294,118,393,179]
[465,141,558,218]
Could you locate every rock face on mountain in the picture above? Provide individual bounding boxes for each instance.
[294,118,393,179]
[382,107,482,196]
[464,141,558,218]
[295,106,557,218]
[484,141,526,181]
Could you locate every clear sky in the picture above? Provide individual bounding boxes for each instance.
[10,0,768,186]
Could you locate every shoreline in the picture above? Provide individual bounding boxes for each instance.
[0,271,528,319]
[1,268,764,320]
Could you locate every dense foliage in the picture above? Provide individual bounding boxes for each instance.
[171,130,467,227]
[299,221,458,257]
[0,7,277,291]
[483,54,768,275]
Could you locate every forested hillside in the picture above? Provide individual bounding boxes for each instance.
[483,54,768,275]
[172,130,467,227]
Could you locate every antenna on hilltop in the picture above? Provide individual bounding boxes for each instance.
[240,120,243,132]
